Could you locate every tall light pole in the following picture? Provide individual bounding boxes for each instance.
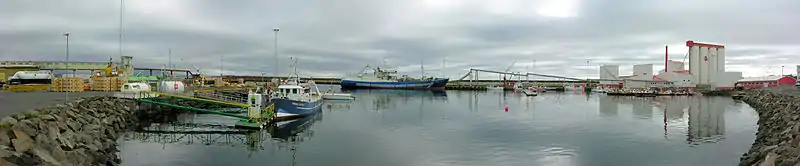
[586,59,591,80]
[63,32,70,103]
[119,0,124,61]
[273,28,280,77]
[782,65,785,76]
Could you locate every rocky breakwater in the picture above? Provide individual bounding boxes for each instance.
[0,96,176,166]
[740,88,800,166]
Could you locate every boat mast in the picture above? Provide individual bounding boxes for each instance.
[420,59,424,78]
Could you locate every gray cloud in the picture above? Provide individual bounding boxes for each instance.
[1,0,799,79]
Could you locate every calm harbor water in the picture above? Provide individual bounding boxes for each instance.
[118,88,758,166]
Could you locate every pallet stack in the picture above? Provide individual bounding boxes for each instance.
[114,77,127,90]
[51,77,85,92]
[90,77,127,91]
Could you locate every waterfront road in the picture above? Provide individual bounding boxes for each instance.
[0,91,113,117]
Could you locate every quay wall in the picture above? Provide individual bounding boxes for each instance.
[0,96,178,166]
[740,87,800,165]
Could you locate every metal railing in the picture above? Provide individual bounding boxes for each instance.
[194,91,248,105]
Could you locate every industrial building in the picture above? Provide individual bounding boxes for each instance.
[599,40,742,89]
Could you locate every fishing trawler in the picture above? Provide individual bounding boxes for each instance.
[340,65,449,90]
[271,59,323,120]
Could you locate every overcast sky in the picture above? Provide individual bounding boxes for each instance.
[1,0,799,79]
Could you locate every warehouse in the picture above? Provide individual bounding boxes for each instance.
[736,76,797,90]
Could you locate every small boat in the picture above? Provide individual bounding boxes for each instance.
[523,90,538,96]
[513,83,524,92]
[487,85,504,91]
[564,84,581,91]
[322,92,355,100]
[544,86,565,91]
[591,87,606,93]
[523,87,538,96]
[531,86,546,93]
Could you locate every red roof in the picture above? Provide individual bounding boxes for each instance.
[738,76,795,82]
[652,76,667,82]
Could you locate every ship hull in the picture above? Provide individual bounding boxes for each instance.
[273,98,322,120]
[340,78,449,90]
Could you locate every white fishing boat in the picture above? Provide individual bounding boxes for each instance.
[523,89,538,96]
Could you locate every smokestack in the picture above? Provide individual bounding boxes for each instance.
[665,45,669,73]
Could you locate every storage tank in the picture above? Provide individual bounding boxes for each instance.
[11,71,52,80]
[158,80,186,94]
[120,83,152,93]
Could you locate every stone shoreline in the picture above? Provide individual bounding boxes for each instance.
[740,87,800,166]
[0,96,179,166]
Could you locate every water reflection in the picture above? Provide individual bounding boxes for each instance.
[348,89,448,111]
[126,112,323,155]
[687,97,726,144]
[598,96,727,144]
[598,96,618,117]
[119,91,756,166]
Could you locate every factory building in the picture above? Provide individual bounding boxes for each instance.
[620,64,654,88]
[598,40,742,89]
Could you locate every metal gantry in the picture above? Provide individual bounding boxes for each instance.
[458,68,672,83]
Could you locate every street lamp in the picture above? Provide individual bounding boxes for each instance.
[120,0,125,61]
[261,72,267,83]
[273,28,280,77]
[782,65,785,76]
[63,32,70,103]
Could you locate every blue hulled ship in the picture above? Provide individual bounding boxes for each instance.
[340,65,449,90]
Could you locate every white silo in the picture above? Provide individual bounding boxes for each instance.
[686,40,726,86]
